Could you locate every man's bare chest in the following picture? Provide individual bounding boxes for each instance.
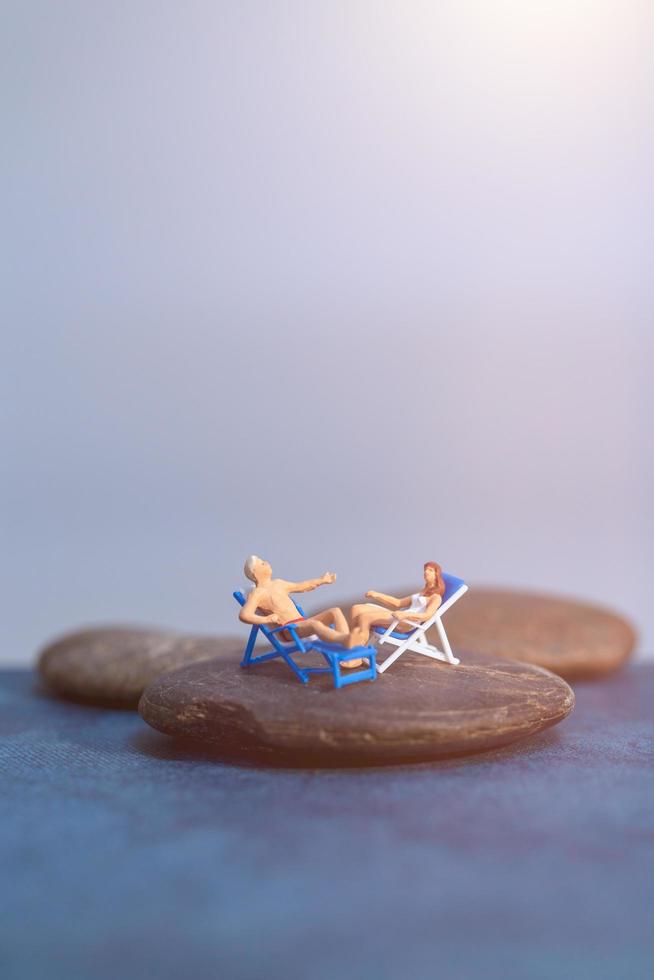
[257,584,294,612]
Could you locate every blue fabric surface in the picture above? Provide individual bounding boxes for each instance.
[1,667,652,980]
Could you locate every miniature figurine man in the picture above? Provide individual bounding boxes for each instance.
[239,556,363,667]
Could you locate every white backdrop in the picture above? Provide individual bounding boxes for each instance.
[2,2,652,664]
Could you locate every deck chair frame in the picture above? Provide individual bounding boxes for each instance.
[372,573,468,675]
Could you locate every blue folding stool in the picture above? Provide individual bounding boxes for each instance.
[233,591,376,689]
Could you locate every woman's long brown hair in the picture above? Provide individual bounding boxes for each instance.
[423,561,445,597]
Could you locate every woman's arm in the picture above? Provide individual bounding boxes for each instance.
[399,594,442,623]
[365,591,411,610]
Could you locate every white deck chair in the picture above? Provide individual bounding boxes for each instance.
[371,572,468,674]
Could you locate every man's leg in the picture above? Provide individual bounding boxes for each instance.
[299,608,365,668]
[297,607,348,639]
[297,611,349,645]
[314,606,349,632]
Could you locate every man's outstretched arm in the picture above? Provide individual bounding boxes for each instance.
[283,572,337,594]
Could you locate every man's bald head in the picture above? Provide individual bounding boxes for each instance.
[244,555,272,584]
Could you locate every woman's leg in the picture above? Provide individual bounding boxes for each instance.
[350,602,389,619]
[348,607,396,646]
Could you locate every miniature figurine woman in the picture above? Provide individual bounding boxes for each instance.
[348,561,446,647]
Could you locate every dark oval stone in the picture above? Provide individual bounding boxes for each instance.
[38,627,242,707]
[441,589,637,680]
[138,652,574,767]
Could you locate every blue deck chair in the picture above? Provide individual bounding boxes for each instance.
[233,591,376,689]
[371,572,468,674]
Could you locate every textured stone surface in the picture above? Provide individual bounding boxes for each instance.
[38,627,242,706]
[441,588,637,680]
[138,651,574,766]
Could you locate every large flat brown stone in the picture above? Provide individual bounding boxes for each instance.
[441,588,637,680]
[38,627,242,706]
[138,651,574,767]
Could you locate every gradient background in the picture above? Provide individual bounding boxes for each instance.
[2,1,652,666]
